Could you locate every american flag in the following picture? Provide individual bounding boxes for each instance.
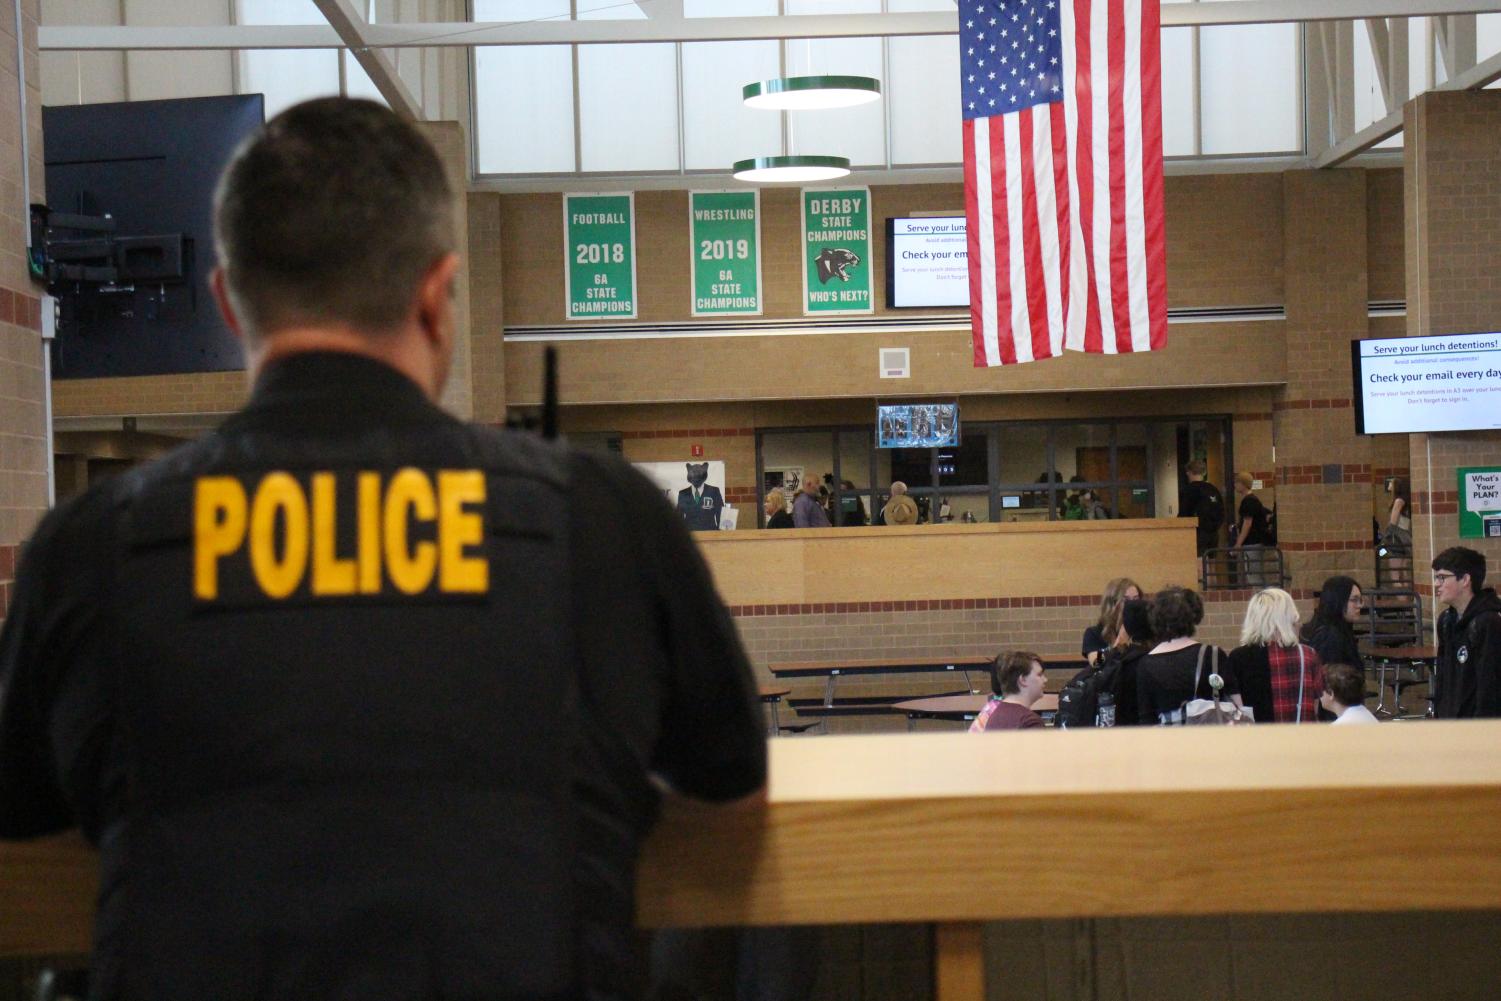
[961,0,1166,366]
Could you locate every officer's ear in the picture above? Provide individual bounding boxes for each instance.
[415,253,461,350]
[210,267,245,342]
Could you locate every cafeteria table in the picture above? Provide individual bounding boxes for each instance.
[1359,643,1438,719]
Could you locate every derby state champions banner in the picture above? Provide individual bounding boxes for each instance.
[801,187,873,316]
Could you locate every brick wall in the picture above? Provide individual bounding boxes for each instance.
[0,0,44,628]
[1404,91,1501,598]
[468,191,505,424]
[1271,170,1375,589]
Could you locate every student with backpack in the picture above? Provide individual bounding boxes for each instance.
[1179,460,1226,556]
[1057,599,1154,728]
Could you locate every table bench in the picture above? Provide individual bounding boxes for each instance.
[768,653,1086,708]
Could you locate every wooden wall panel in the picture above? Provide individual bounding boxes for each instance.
[696,521,1196,606]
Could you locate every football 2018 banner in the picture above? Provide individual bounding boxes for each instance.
[961,0,1167,366]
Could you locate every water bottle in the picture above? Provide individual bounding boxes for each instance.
[1096,692,1116,727]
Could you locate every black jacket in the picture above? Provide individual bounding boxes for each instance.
[1434,588,1501,719]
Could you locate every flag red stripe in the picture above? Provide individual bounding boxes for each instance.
[963,119,988,367]
[1017,111,1050,361]
[1072,0,1102,354]
[1050,100,1071,337]
[1106,0,1132,354]
[990,119,1017,366]
[1137,0,1168,350]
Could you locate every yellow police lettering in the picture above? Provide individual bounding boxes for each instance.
[384,468,438,594]
[311,472,357,596]
[249,472,310,599]
[194,469,489,601]
[438,470,488,593]
[194,477,247,600]
[356,471,383,594]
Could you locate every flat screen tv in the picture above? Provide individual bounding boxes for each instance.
[1352,332,1501,434]
[885,216,968,308]
[877,402,960,448]
[43,94,264,378]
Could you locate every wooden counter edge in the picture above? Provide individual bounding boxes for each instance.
[694,519,1194,543]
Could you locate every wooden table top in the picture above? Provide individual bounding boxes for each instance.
[892,693,1060,715]
[758,686,791,700]
[769,653,1084,678]
[769,656,994,677]
[1359,644,1438,660]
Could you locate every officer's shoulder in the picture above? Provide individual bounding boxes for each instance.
[19,436,212,568]
[462,424,578,489]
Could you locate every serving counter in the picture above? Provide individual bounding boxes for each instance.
[693,519,1198,607]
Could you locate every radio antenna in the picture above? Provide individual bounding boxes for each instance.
[542,346,559,440]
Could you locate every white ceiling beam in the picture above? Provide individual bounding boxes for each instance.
[1364,18,1395,112]
[1313,109,1404,168]
[39,2,1501,51]
[1313,44,1501,167]
[312,0,422,120]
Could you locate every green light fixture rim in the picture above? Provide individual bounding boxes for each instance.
[742,75,883,103]
[731,154,853,174]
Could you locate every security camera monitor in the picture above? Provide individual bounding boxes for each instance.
[877,402,960,448]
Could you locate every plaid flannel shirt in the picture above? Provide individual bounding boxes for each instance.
[1268,643,1324,723]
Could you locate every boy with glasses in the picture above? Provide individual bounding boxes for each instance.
[1431,547,1501,718]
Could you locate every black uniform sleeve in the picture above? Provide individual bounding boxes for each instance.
[576,455,766,803]
[0,493,117,840]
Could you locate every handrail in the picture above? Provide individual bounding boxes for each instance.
[1199,545,1287,590]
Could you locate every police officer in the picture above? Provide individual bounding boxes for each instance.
[0,98,766,1000]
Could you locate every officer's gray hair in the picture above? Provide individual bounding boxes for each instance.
[212,97,455,342]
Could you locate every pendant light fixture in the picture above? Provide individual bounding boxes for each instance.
[732,155,851,184]
[731,41,877,184]
[742,74,882,112]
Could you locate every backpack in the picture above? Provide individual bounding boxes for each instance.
[1055,652,1122,729]
[1201,485,1225,533]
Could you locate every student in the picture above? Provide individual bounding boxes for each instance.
[1232,472,1274,586]
[1322,663,1379,725]
[1382,477,1412,553]
[1228,588,1323,724]
[1109,598,1155,728]
[1179,460,1226,556]
[1431,547,1501,718]
[1083,577,1143,666]
[1300,576,1365,675]
[970,651,1048,731]
[1136,586,1242,725]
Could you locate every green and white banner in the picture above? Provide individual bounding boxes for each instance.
[690,191,762,317]
[564,193,637,320]
[801,187,873,315]
[1458,466,1501,538]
